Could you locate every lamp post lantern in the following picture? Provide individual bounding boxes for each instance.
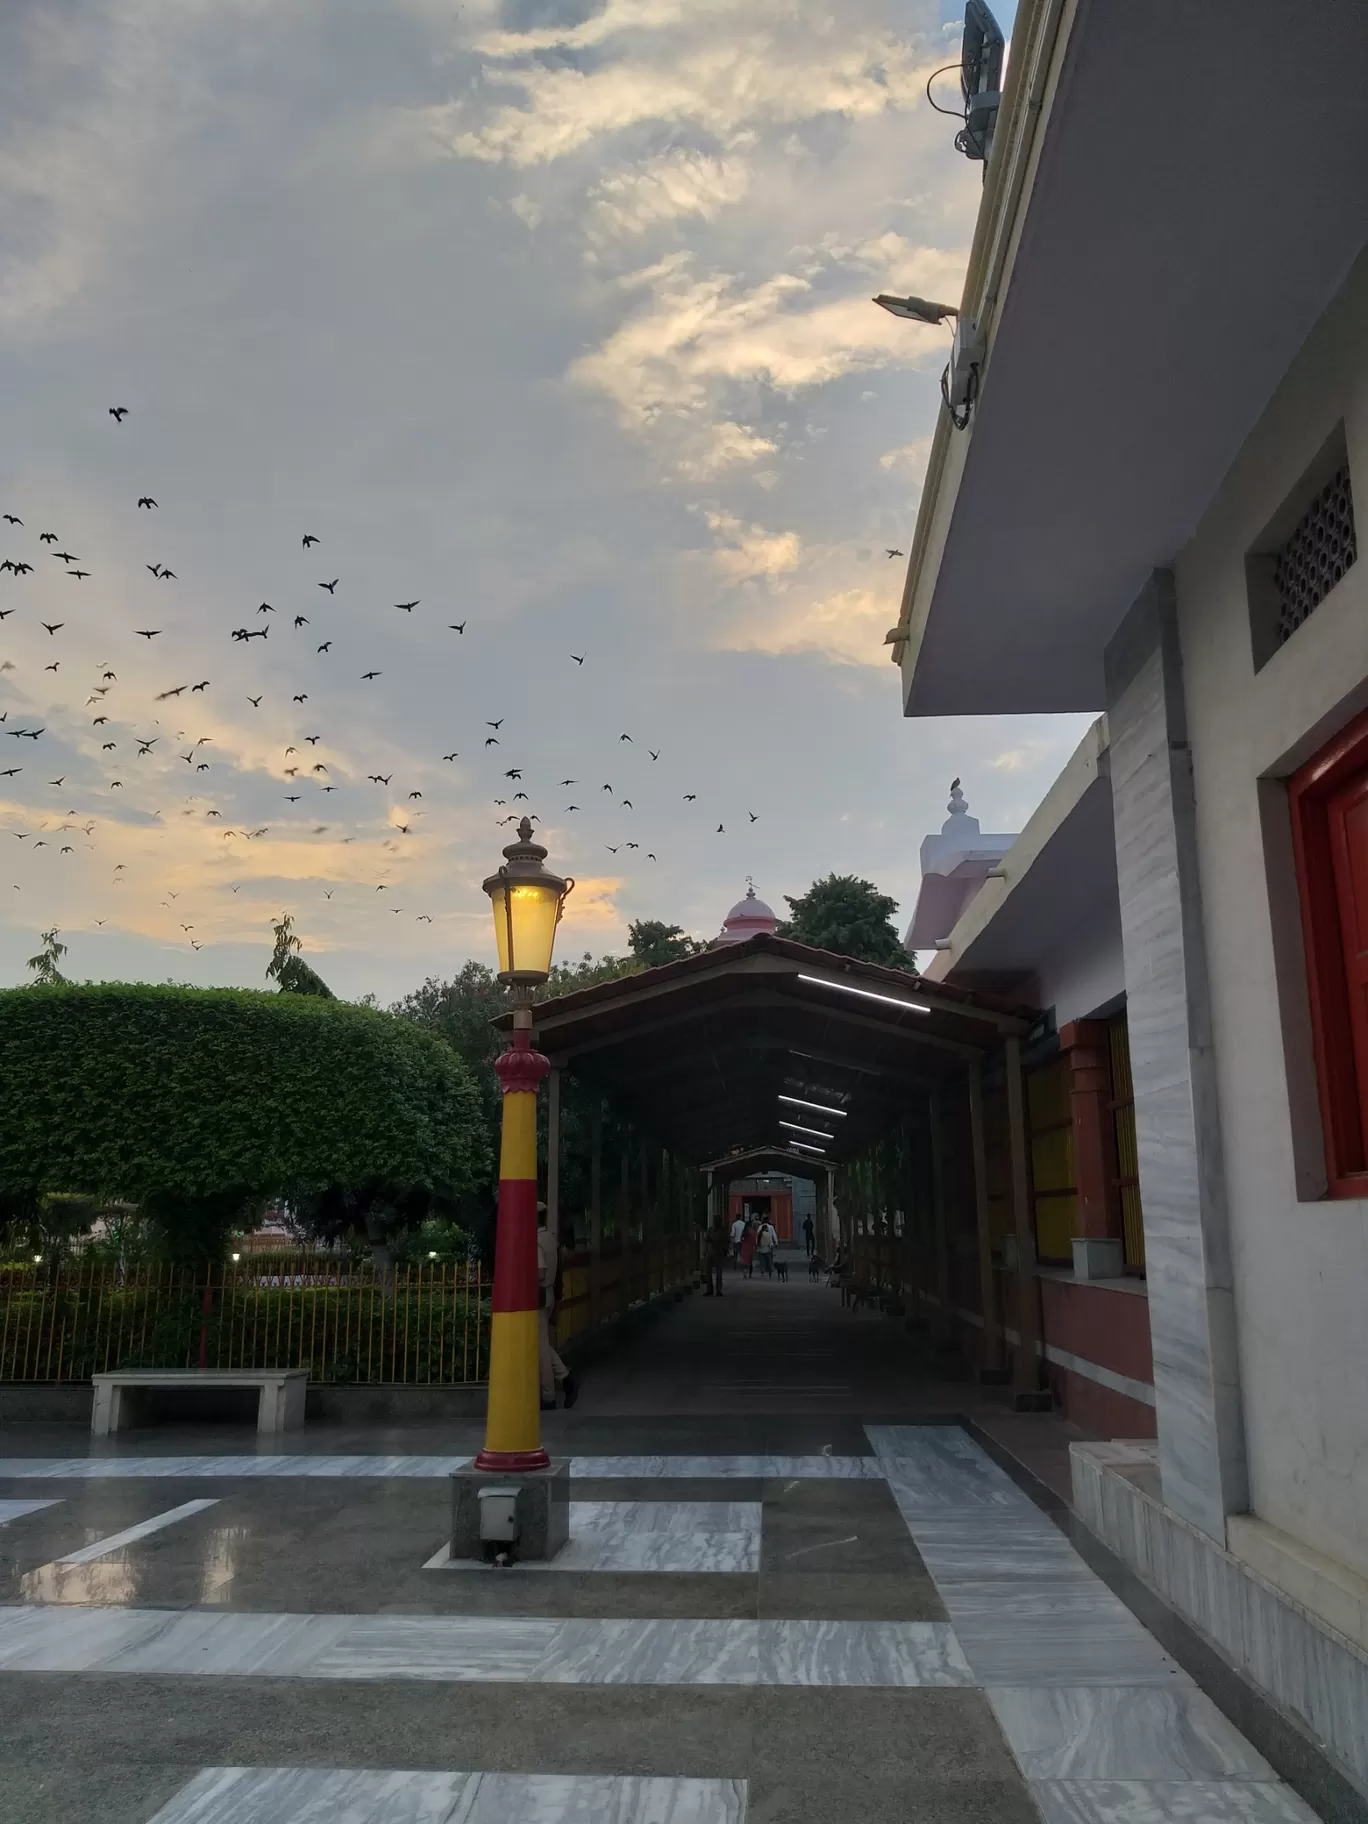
[476,818,573,1473]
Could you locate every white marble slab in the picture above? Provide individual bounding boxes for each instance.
[938,1580,1140,1622]
[0,1455,471,1480]
[1029,1778,1321,1824]
[0,1498,60,1525]
[951,1615,1191,1688]
[758,1619,973,1687]
[433,1501,762,1575]
[571,1501,760,1536]
[988,1687,1276,1780]
[149,1768,748,1824]
[57,1497,219,1563]
[0,1604,974,1688]
[567,1455,880,1480]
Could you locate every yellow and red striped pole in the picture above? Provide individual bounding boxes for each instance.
[475,1005,551,1471]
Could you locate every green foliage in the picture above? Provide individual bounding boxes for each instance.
[627,920,703,968]
[391,1218,472,1266]
[266,913,334,998]
[26,929,68,986]
[0,984,488,1261]
[778,873,915,970]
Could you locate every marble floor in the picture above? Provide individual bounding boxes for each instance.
[0,1281,1336,1824]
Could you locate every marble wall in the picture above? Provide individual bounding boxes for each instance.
[1072,1442,1368,1797]
[1103,574,1248,1541]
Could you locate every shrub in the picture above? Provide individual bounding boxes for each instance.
[0,984,489,1260]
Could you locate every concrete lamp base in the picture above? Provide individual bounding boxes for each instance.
[451,1459,570,1564]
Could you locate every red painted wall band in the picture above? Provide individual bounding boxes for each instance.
[490,1176,539,1313]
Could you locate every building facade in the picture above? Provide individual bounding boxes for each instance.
[888,0,1368,1789]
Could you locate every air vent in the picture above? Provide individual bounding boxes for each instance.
[1246,430,1356,672]
[1273,465,1356,646]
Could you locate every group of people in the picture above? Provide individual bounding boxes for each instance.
[702,1206,816,1295]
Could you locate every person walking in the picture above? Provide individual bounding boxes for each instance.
[537,1203,578,1410]
[738,1217,757,1279]
[729,1210,746,1269]
[703,1211,729,1297]
[802,1213,815,1258]
[754,1214,778,1278]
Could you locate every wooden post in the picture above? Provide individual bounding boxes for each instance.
[929,1086,954,1347]
[1005,1034,1046,1405]
[968,1061,1003,1376]
[589,1099,603,1327]
[546,1066,561,1251]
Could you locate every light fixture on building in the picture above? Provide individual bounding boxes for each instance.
[787,1139,827,1155]
[779,1094,848,1118]
[798,974,931,1015]
[780,1119,834,1140]
[231,1251,241,1263]
[873,294,958,325]
[483,818,575,987]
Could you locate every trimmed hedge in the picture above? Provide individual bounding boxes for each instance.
[0,983,488,1205]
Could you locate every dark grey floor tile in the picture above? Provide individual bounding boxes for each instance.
[0,1760,192,1824]
[761,1511,925,1576]
[387,1571,760,1618]
[745,1775,1041,1824]
[757,1570,946,1621]
[744,1688,1021,1778]
[571,1478,766,1504]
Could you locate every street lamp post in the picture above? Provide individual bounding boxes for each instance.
[475,818,573,1473]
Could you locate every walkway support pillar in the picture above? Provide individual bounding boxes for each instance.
[546,1065,561,1251]
[475,1005,550,1472]
[968,1061,1004,1377]
[929,1087,954,1349]
[1004,1034,1047,1407]
[589,1099,603,1327]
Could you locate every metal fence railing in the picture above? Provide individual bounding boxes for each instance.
[1,1236,702,1386]
[0,1258,488,1386]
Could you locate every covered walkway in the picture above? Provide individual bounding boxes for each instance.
[0,1257,1330,1824]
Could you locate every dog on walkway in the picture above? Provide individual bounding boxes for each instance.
[808,1252,823,1282]
[774,1257,789,1283]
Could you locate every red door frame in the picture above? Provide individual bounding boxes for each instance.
[1289,705,1368,1195]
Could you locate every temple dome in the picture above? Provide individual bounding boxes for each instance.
[715,883,779,945]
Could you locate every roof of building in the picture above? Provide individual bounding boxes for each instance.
[519,932,1035,1167]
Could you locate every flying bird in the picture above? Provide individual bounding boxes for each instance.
[293,615,308,628]
[484,736,499,747]
[39,532,57,543]
[407,790,421,799]
[1,514,20,526]
[886,547,904,558]
[565,804,579,812]
[449,622,465,634]
[66,570,89,580]
[157,568,175,580]
[317,641,332,652]
[749,811,758,822]
[571,654,584,665]
[258,602,274,614]
[716,824,725,833]
[138,497,157,509]
[319,578,338,593]
[293,693,308,703]
[602,783,613,794]
[109,406,129,421]
[442,752,459,762]
[247,695,262,708]
[302,534,319,548]
[360,671,381,680]
[619,733,633,743]
[136,629,162,639]
[305,736,321,745]
[605,844,619,853]
[156,685,187,700]
[650,750,660,761]
[395,600,419,612]
[560,779,577,785]
[486,719,503,730]
[369,774,391,785]
[192,680,209,692]
[41,622,64,635]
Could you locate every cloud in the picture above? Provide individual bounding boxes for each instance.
[587,150,752,241]
[432,27,935,169]
[570,243,955,441]
[879,433,933,477]
[720,583,890,668]
[701,508,802,583]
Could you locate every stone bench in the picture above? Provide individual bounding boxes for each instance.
[90,1369,308,1437]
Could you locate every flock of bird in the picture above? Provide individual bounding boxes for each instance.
[0,406,769,958]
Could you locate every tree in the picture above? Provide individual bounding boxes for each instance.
[778,873,915,970]
[26,929,68,986]
[0,984,487,1262]
[266,913,334,998]
[627,920,702,968]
